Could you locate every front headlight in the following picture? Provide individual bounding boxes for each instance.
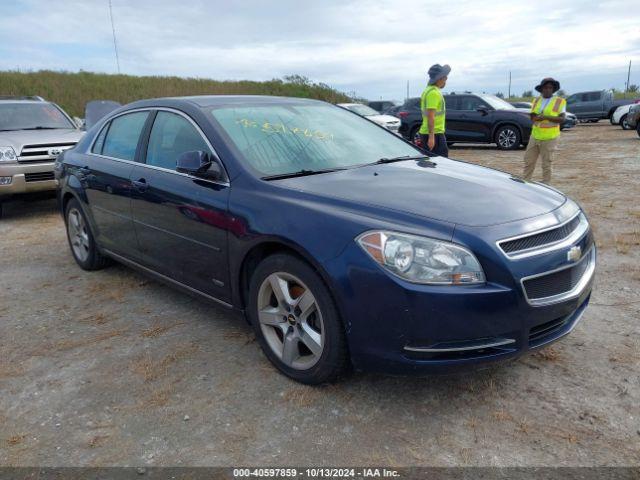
[0,146,18,162]
[357,230,485,285]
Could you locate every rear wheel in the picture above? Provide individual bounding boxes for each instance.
[620,115,631,130]
[495,125,521,150]
[248,254,348,384]
[65,198,110,270]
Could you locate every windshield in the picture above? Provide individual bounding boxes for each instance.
[477,94,517,111]
[209,103,420,177]
[0,103,75,131]
[342,104,380,117]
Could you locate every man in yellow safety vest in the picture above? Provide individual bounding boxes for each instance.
[523,77,566,183]
[419,64,451,157]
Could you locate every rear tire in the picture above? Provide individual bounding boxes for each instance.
[495,125,521,150]
[620,115,631,130]
[64,198,110,271]
[248,253,349,384]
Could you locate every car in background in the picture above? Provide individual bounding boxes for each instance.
[337,103,401,134]
[367,100,399,114]
[565,90,638,122]
[611,104,637,130]
[395,93,532,150]
[56,95,595,384]
[509,101,532,109]
[562,112,578,130]
[625,104,640,137]
[0,96,84,217]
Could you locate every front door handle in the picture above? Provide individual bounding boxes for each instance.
[132,178,148,193]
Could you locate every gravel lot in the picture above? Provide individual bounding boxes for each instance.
[1,123,638,467]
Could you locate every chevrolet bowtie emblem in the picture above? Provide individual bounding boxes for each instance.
[567,245,581,262]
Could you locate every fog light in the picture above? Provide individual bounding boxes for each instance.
[0,176,12,185]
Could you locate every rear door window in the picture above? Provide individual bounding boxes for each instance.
[458,96,491,111]
[101,111,149,161]
[444,96,458,110]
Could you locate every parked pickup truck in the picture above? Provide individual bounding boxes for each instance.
[565,90,639,122]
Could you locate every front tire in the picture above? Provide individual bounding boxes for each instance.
[65,198,110,271]
[620,115,631,130]
[248,254,348,384]
[495,125,521,150]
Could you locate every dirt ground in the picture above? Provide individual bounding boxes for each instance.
[0,123,638,467]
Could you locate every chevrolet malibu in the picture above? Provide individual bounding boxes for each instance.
[56,96,595,384]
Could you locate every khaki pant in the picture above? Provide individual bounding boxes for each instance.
[523,136,558,184]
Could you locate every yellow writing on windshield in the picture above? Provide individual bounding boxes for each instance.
[236,118,334,141]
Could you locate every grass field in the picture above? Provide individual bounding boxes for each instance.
[0,70,353,117]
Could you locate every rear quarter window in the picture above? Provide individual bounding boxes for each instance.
[91,124,109,154]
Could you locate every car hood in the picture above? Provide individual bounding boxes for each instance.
[274,158,566,227]
[0,129,84,151]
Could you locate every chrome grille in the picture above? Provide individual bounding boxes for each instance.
[522,248,594,303]
[501,215,581,253]
[18,142,76,163]
[498,213,588,259]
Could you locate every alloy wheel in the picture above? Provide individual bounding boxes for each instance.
[257,272,324,370]
[498,128,517,148]
[67,208,90,262]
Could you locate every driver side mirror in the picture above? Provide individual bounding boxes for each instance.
[176,150,223,181]
[476,107,489,116]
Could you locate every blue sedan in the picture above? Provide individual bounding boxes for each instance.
[56,96,595,384]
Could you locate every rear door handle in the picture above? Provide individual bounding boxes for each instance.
[132,178,148,193]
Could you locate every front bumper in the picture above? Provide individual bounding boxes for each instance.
[325,215,595,375]
[0,162,56,197]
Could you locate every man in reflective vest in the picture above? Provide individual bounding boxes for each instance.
[523,77,566,183]
[419,63,451,157]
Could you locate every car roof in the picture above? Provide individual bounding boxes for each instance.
[0,100,52,104]
[126,95,326,110]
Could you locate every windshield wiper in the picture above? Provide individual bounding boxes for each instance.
[18,126,61,130]
[373,154,430,164]
[262,167,346,181]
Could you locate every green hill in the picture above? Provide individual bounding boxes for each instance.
[0,70,353,117]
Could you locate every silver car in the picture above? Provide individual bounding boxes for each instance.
[0,96,84,217]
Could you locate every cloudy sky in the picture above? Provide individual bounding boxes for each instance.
[1,0,638,100]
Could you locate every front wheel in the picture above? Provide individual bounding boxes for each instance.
[248,254,349,384]
[620,115,631,130]
[65,198,110,270]
[495,125,521,150]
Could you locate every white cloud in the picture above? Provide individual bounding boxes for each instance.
[0,0,638,99]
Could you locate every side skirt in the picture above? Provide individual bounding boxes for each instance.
[103,248,238,311]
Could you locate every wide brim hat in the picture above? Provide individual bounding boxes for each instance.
[535,77,560,93]
[428,64,451,85]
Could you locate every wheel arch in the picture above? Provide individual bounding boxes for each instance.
[236,239,345,325]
